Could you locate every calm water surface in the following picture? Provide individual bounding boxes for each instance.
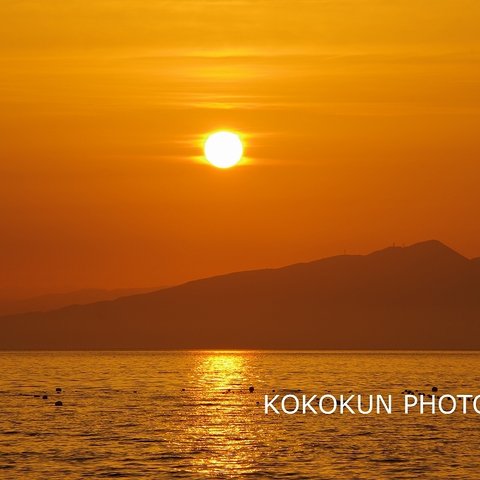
[1,351,480,479]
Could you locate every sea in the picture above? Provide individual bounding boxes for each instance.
[1,351,480,479]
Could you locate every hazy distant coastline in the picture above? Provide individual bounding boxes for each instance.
[0,288,160,317]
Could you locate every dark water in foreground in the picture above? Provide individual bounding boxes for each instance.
[1,351,480,479]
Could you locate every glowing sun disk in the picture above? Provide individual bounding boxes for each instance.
[204,131,243,168]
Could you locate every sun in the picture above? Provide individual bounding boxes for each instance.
[204,131,243,168]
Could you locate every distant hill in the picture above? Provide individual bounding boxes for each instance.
[0,288,158,317]
[2,240,480,350]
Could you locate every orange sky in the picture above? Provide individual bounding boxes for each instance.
[1,0,479,297]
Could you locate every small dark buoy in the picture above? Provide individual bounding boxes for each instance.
[181,388,185,392]
[256,401,260,405]
[272,389,275,393]
[432,386,438,393]
[42,395,48,400]
[249,386,254,393]
[56,388,62,393]
[54,401,63,406]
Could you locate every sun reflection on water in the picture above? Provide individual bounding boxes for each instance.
[196,352,247,391]
[181,352,262,477]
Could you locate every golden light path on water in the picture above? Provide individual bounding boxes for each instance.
[181,353,260,477]
[1,351,480,479]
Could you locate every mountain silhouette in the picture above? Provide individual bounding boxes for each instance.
[2,240,480,350]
